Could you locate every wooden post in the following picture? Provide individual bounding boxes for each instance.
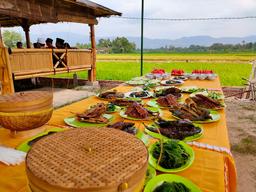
[0,47,14,94]
[88,24,96,82]
[0,25,3,47]
[21,20,31,48]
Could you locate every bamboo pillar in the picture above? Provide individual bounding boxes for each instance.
[0,25,4,47]
[0,48,15,94]
[21,20,31,48]
[88,24,96,82]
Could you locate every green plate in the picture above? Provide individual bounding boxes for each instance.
[145,165,157,185]
[147,100,162,108]
[144,174,202,192]
[135,130,152,146]
[119,109,161,121]
[144,123,203,142]
[64,114,113,128]
[172,110,220,124]
[148,140,194,173]
[16,128,64,152]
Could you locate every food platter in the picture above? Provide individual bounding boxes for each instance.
[160,79,184,86]
[119,107,161,121]
[172,110,220,124]
[190,91,224,100]
[147,99,180,109]
[96,90,124,101]
[148,140,195,173]
[188,94,225,110]
[144,174,202,192]
[124,91,154,99]
[144,121,203,142]
[154,87,182,98]
[64,114,113,128]
[180,86,208,93]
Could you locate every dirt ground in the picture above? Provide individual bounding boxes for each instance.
[225,98,256,192]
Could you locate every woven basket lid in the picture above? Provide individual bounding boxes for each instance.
[26,128,148,192]
[0,91,53,112]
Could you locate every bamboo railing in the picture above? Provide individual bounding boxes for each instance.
[9,48,93,80]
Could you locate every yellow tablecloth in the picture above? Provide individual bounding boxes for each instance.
[0,78,236,192]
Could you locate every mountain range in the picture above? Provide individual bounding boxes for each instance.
[30,32,256,49]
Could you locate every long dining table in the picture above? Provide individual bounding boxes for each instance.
[0,77,236,192]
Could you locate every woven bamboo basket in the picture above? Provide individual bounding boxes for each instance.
[26,128,148,192]
[0,91,53,131]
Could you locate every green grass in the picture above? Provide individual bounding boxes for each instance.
[54,61,251,86]
[97,52,256,62]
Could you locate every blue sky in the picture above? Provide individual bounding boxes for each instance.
[3,0,256,39]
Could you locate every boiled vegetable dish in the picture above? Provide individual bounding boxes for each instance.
[152,140,190,169]
[154,181,191,192]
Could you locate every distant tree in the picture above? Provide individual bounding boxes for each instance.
[2,30,23,48]
[111,37,136,53]
[76,43,91,49]
[97,38,112,48]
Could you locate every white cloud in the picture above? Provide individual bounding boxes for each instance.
[3,0,256,39]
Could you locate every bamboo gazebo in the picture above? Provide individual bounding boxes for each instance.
[0,0,121,95]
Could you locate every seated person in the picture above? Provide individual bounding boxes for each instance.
[33,42,41,48]
[64,42,71,49]
[55,38,65,49]
[64,42,77,49]
[46,38,55,48]
[16,42,23,48]
[37,38,45,48]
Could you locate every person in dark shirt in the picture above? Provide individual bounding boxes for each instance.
[33,42,41,48]
[16,42,23,48]
[55,38,65,49]
[46,38,55,48]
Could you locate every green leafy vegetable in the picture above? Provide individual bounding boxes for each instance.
[152,140,190,169]
[107,103,116,112]
[154,181,191,192]
[208,92,223,100]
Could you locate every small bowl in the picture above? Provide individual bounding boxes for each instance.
[146,74,154,79]
[207,74,217,80]
[198,74,207,80]
[189,74,197,80]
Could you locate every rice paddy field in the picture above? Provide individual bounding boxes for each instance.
[55,53,254,86]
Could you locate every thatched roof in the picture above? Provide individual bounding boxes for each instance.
[0,0,121,27]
